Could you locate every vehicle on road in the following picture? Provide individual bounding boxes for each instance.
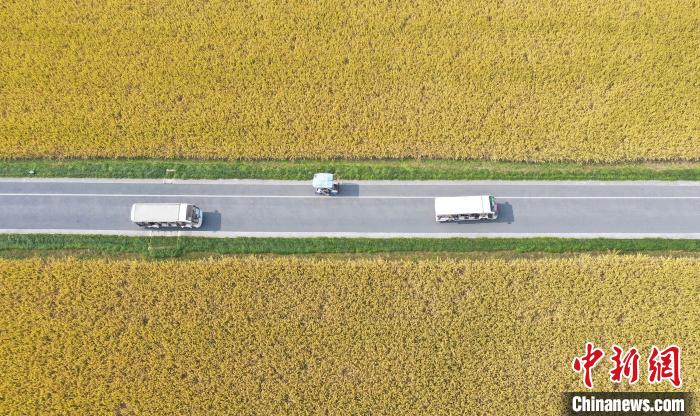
[131,203,203,228]
[435,195,498,222]
[313,173,340,195]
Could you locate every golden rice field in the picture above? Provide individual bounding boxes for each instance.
[1,1,699,162]
[0,255,697,414]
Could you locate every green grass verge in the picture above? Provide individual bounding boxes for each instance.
[2,234,700,258]
[3,159,700,180]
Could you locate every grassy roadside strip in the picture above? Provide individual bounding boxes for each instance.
[2,234,700,258]
[3,159,700,180]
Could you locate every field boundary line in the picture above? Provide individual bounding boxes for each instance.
[2,229,700,239]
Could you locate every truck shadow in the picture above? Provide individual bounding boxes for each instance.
[338,183,360,197]
[494,202,514,224]
[200,210,222,231]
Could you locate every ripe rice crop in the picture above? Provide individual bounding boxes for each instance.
[1,0,699,162]
[0,255,697,414]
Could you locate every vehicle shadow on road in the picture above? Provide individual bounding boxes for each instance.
[200,210,222,231]
[494,202,514,224]
[339,183,360,197]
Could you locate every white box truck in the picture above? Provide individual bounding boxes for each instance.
[434,195,498,222]
[131,203,203,228]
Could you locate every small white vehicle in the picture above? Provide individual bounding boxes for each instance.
[313,173,340,195]
[131,203,203,228]
[434,195,498,222]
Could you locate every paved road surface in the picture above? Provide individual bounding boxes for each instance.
[1,178,700,238]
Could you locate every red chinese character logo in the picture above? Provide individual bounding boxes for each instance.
[648,345,682,387]
[609,345,640,384]
[573,342,605,388]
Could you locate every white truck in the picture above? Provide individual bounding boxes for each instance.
[312,172,340,195]
[434,195,498,222]
[130,203,203,228]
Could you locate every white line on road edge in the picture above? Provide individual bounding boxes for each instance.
[2,229,700,239]
[2,193,700,200]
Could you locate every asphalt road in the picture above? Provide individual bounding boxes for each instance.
[1,178,700,238]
